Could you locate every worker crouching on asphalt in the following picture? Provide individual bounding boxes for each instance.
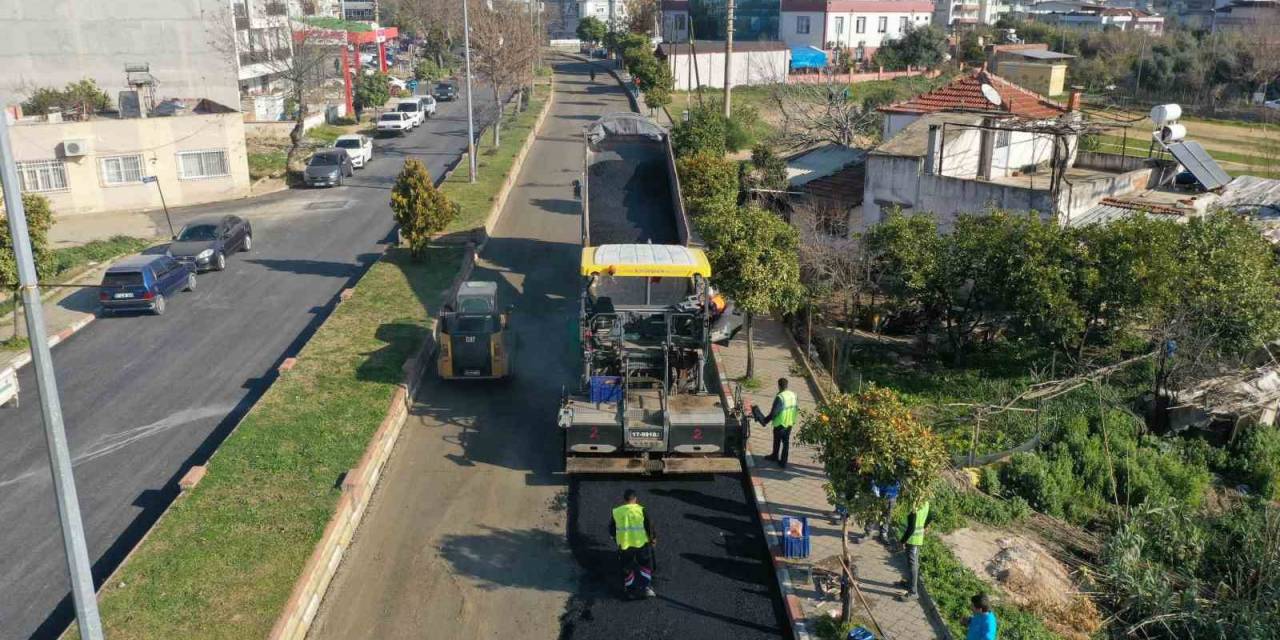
[610,489,657,599]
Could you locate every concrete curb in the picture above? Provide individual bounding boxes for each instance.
[268,243,477,640]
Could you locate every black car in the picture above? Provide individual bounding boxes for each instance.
[433,81,458,101]
[304,150,354,187]
[168,215,252,272]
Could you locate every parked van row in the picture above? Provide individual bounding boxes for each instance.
[378,95,437,136]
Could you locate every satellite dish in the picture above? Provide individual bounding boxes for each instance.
[980,83,1003,107]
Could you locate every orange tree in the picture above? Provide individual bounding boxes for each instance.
[797,385,949,621]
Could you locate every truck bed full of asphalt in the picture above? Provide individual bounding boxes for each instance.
[586,138,679,246]
[561,474,789,640]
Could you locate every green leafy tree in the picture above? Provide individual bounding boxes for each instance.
[576,16,608,44]
[354,72,391,111]
[873,25,948,71]
[696,205,804,378]
[22,79,111,117]
[672,104,728,156]
[0,194,56,285]
[1169,211,1280,355]
[389,159,458,259]
[797,385,949,622]
[413,59,445,82]
[741,144,788,201]
[676,151,738,216]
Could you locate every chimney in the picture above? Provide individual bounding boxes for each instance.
[1067,91,1082,112]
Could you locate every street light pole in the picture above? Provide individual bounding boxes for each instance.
[463,0,479,183]
[0,107,104,640]
[723,0,734,118]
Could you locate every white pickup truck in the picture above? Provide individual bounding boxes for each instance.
[377,111,414,136]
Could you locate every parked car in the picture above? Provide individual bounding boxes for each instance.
[98,255,195,316]
[167,215,252,272]
[418,95,437,118]
[377,111,413,136]
[433,81,458,101]
[395,99,425,127]
[304,149,354,187]
[334,134,374,168]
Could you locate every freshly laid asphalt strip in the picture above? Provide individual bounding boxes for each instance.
[0,86,497,640]
[561,475,790,640]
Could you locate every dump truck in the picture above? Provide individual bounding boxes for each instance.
[436,280,513,380]
[557,113,746,475]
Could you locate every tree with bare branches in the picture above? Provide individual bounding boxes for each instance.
[769,77,881,150]
[470,0,536,146]
[623,0,659,35]
[207,7,343,172]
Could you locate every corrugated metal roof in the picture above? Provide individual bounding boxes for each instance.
[1012,49,1075,60]
[786,144,866,186]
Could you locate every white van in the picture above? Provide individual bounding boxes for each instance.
[395,99,425,127]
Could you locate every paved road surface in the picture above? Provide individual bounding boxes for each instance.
[0,87,497,640]
[309,57,787,640]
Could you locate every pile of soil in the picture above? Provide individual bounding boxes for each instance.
[941,524,1102,640]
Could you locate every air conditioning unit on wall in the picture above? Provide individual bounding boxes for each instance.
[62,139,89,157]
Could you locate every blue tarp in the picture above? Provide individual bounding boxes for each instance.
[790,46,827,71]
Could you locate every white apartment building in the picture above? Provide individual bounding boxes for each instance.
[580,0,630,30]
[781,0,933,60]
[935,0,1009,28]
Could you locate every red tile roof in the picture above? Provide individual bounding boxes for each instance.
[879,69,1069,120]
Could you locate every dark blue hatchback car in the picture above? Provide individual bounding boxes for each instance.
[98,255,196,316]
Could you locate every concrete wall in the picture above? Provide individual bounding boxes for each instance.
[1058,166,1157,221]
[0,0,241,111]
[863,152,1055,230]
[996,61,1067,97]
[991,129,1056,176]
[8,113,251,216]
[666,49,789,90]
[884,112,918,139]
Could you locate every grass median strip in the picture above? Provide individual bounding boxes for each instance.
[73,245,461,640]
[441,83,549,233]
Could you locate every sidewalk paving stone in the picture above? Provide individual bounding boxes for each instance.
[721,317,950,640]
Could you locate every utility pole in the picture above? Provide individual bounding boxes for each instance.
[0,107,104,640]
[723,0,734,118]
[463,0,478,182]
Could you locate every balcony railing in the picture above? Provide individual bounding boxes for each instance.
[235,16,250,30]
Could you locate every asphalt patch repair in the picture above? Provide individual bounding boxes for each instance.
[560,474,790,640]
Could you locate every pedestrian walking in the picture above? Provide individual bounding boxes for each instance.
[590,67,597,82]
[759,378,798,468]
[610,489,657,599]
[896,499,930,601]
[965,593,998,640]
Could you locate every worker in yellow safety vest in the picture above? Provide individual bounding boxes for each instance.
[610,489,657,599]
[896,500,931,601]
[759,378,799,468]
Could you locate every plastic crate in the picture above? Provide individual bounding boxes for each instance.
[589,376,623,404]
[782,515,810,559]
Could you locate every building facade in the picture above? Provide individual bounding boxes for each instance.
[935,0,1010,28]
[6,108,251,216]
[688,0,781,41]
[0,0,241,113]
[780,0,932,59]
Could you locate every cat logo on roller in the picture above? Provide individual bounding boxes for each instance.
[436,281,513,380]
